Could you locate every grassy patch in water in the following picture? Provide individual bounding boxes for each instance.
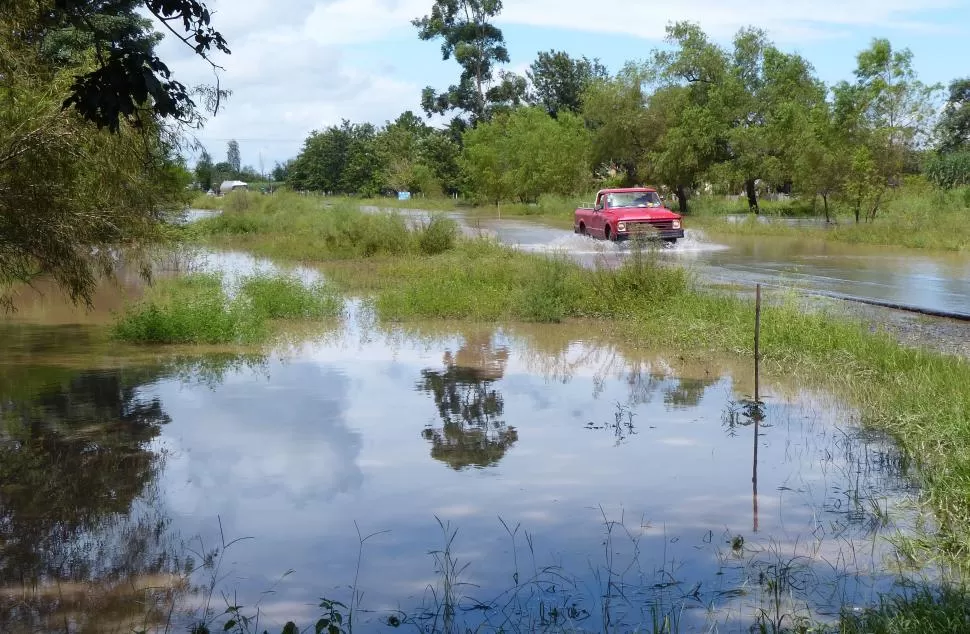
[240,273,342,320]
[188,191,458,260]
[839,585,970,633]
[112,273,264,344]
[112,271,342,344]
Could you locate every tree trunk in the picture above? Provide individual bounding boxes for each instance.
[822,193,830,224]
[676,185,689,214]
[745,178,759,214]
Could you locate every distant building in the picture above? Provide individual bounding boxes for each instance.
[218,180,248,195]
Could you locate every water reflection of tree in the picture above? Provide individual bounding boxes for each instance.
[0,351,270,634]
[418,335,518,470]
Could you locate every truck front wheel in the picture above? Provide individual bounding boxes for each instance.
[604,225,612,241]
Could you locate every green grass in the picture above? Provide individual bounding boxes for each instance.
[112,271,343,344]
[688,183,970,251]
[112,273,265,344]
[187,191,459,260]
[839,585,970,633]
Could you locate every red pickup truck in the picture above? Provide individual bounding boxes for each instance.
[574,187,684,244]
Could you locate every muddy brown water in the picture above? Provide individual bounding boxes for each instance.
[0,250,939,633]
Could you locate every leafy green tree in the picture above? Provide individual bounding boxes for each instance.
[9,0,230,132]
[581,67,653,185]
[642,85,724,214]
[834,39,941,220]
[653,23,823,212]
[527,50,608,117]
[936,78,970,153]
[194,148,214,190]
[793,101,848,222]
[412,0,511,124]
[419,130,462,195]
[226,139,241,175]
[461,106,590,203]
[288,121,382,195]
[0,13,191,307]
[271,160,292,182]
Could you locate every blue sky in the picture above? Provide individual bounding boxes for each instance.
[157,0,970,170]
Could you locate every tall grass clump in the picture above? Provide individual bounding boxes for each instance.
[190,192,460,260]
[418,214,458,255]
[239,274,342,319]
[113,271,344,344]
[112,273,265,344]
[839,585,970,633]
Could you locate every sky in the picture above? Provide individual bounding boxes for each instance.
[154,0,970,170]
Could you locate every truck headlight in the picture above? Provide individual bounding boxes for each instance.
[617,222,626,232]
[672,220,681,229]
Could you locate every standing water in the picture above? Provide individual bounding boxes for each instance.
[0,258,935,632]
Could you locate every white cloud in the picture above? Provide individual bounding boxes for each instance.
[500,0,961,41]
[155,0,961,166]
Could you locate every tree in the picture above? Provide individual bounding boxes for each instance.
[527,50,608,117]
[10,0,231,133]
[412,0,511,124]
[793,101,848,222]
[833,39,941,221]
[226,139,241,175]
[581,67,653,185]
[194,148,214,191]
[0,11,191,307]
[936,78,970,154]
[288,121,383,195]
[271,160,292,182]
[461,107,591,203]
[652,22,823,213]
[642,85,724,214]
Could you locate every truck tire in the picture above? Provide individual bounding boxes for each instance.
[578,222,586,235]
[604,225,612,241]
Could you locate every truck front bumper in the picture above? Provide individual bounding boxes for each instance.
[614,229,685,242]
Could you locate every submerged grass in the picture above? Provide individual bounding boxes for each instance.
[112,271,342,344]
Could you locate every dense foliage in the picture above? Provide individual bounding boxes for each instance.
[0,3,197,306]
[282,3,964,220]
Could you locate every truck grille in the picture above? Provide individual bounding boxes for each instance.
[625,220,674,232]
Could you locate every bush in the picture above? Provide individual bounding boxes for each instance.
[240,274,342,319]
[113,274,265,344]
[113,271,344,344]
[418,215,459,255]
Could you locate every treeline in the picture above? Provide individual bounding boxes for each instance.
[281,1,969,219]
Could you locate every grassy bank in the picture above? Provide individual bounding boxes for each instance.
[112,271,342,344]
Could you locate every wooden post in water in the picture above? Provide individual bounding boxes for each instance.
[754,283,761,403]
[752,283,761,532]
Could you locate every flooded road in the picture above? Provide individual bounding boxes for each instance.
[0,253,934,632]
[463,215,970,319]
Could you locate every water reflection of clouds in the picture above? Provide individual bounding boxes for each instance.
[142,325,920,631]
[156,361,362,522]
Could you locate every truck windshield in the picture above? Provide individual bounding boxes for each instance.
[606,191,662,208]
